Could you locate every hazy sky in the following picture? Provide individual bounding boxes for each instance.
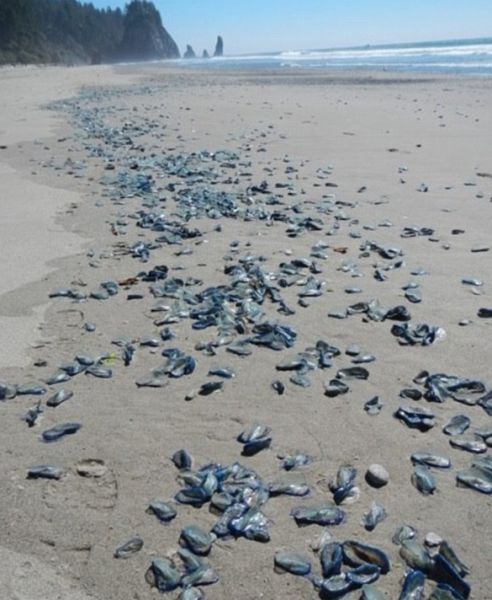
[90,0,492,55]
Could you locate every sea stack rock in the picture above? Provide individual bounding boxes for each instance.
[214,35,224,57]
[119,0,180,61]
[202,49,210,59]
[184,45,196,59]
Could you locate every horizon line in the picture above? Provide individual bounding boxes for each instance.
[225,34,492,58]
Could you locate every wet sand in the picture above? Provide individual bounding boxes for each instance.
[0,66,140,368]
[0,65,491,600]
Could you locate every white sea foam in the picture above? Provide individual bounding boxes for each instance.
[278,44,492,60]
[175,39,492,75]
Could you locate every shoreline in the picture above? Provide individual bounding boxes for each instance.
[0,64,491,599]
[0,65,146,370]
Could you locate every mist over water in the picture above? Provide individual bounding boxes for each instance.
[173,38,492,75]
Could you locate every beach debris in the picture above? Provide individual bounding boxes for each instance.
[456,455,492,494]
[399,569,425,599]
[198,381,223,396]
[364,396,383,415]
[416,372,487,404]
[362,501,388,531]
[391,323,445,346]
[336,366,369,380]
[291,503,345,526]
[461,277,483,286]
[45,371,72,385]
[46,388,73,407]
[274,551,312,575]
[395,405,436,431]
[179,587,204,600]
[412,465,437,495]
[400,539,434,572]
[401,226,434,238]
[272,380,285,395]
[449,437,487,454]
[399,536,472,598]
[392,525,417,546]
[361,584,385,599]
[17,384,46,396]
[425,532,443,548]
[237,424,272,456]
[329,465,359,505]
[280,453,313,471]
[342,540,391,574]
[269,475,310,497]
[208,365,235,379]
[114,537,144,559]
[411,452,451,469]
[24,401,43,427]
[136,349,196,386]
[405,288,422,303]
[145,558,181,593]
[324,379,350,397]
[352,353,376,364]
[432,549,471,599]
[172,449,194,471]
[0,382,18,400]
[443,415,471,436]
[41,422,82,442]
[319,574,354,597]
[320,541,343,577]
[400,388,423,401]
[86,365,113,378]
[179,525,214,555]
[27,465,64,480]
[146,501,177,523]
[365,464,389,488]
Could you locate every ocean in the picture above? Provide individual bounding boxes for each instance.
[173,37,492,76]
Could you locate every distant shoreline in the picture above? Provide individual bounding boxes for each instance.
[162,37,492,77]
[235,35,492,57]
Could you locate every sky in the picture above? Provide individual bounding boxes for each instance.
[90,0,492,55]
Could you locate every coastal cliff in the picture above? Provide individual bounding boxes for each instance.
[119,0,180,61]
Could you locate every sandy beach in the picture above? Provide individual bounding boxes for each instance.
[0,64,491,600]
[0,66,133,369]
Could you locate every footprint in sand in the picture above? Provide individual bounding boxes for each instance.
[42,464,117,512]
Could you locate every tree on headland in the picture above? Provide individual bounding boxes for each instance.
[119,0,180,61]
[0,0,126,64]
[0,0,179,65]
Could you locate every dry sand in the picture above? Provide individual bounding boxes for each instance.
[0,64,491,600]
